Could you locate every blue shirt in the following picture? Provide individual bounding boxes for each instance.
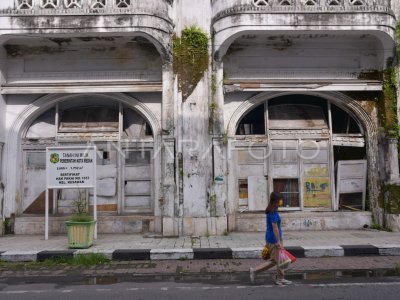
[266,211,282,244]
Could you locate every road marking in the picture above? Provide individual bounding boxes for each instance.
[96,288,111,292]
[310,282,400,288]
[2,281,400,294]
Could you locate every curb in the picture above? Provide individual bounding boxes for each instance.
[1,245,400,262]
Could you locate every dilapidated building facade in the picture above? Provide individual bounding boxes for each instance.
[0,0,399,236]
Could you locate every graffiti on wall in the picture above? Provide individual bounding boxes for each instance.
[304,177,331,208]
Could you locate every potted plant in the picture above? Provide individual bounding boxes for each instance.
[66,190,96,249]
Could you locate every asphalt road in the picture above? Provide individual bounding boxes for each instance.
[1,273,400,300]
[0,257,399,299]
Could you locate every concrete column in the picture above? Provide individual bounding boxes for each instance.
[174,0,215,235]
[212,61,225,136]
[387,137,400,182]
[162,63,175,135]
[160,62,180,235]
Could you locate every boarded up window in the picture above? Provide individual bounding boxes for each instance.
[248,176,268,211]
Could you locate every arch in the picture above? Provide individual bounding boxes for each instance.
[2,93,161,217]
[227,91,379,205]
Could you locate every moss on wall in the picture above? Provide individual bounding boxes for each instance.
[376,67,399,137]
[173,26,209,102]
[379,184,400,214]
[208,74,218,134]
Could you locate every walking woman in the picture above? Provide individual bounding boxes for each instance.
[249,191,292,285]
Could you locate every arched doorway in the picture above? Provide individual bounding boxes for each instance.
[231,94,369,214]
[19,94,159,227]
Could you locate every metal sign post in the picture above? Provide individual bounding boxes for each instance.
[45,146,97,240]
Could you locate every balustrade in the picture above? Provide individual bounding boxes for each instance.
[1,0,171,15]
[213,0,392,18]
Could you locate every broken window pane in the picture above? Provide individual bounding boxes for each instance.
[331,104,361,134]
[123,108,152,138]
[236,104,265,135]
[59,107,119,132]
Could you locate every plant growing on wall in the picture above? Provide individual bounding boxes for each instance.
[173,26,209,102]
[377,67,399,137]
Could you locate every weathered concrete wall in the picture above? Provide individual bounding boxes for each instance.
[236,211,372,232]
[223,34,384,82]
[4,37,162,86]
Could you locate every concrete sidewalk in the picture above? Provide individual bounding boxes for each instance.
[1,230,400,262]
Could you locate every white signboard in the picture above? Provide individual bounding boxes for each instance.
[45,146,97,240]
[46,147,96,188]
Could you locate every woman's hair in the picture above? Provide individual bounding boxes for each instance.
[265,191,283,214]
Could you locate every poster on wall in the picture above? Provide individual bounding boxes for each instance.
[46,147,96,188]
[303,177,331,208]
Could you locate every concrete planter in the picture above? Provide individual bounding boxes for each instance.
[66,220,96,249]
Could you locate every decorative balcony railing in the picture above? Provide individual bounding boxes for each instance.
[213,0,393,21]
[0,0,172,17]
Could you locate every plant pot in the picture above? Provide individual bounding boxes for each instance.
[66,220,96,249]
